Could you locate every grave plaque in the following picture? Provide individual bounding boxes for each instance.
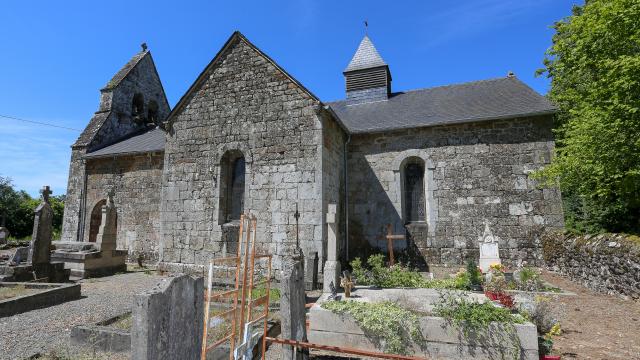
[478,221,501,272]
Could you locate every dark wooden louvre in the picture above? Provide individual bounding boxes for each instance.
[345,67,389,92]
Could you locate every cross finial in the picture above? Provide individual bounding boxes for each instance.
[40,185,52,203]
[364,20,368,35]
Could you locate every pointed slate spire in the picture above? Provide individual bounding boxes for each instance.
[345,35,387,72]
[343,35,392,104]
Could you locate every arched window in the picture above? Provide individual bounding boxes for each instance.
[219,151,245,222]
[132,93,144,122]
[403,158,425,223]
[147,100,158,125]
[88,199,106,242]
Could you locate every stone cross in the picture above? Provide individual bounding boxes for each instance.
[27,185,53,265]
[96,193,117,252]
[323,204,341,293]
[40,185,52,203]
[478,220,501,272]
[385,224,406,266]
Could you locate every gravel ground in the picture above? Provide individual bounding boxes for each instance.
[540,270,640,360]
[0,271,165,360]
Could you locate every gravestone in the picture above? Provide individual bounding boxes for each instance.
[131,275,204,360]
[280,249,308,360]
[27,186,53,265]
[0,226,9,245]
[305,251,318,290]
[9,247,29,265]
[323,204,340,293]
[96,193,117,251]
[478,221,501,272]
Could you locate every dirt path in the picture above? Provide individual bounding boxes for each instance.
[541,270,640,360]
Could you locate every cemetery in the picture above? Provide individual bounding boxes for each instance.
[0,192,636,360]
[1,2,639,359]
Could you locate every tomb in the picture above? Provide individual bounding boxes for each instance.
[52,193,126,279]
[308,288,539,360]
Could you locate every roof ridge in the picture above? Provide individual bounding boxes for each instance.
[401,76,516,94]
[102,49,150,91]
[326,76,522,104]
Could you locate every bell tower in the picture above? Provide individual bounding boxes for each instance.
[343,35,392,104]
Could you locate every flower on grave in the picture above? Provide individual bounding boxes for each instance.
[488,263,506,274]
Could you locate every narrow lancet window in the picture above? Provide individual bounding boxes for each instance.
[403,158,425,223]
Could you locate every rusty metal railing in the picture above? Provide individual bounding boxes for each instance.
[201,214,273,360]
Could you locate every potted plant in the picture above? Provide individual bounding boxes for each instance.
[539,324,562,359]
[519,296,563,360]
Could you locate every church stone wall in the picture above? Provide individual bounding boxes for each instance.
[160,37,325,273]
[60,148,87,242]
[347,115,564,266]
[322,114,347,261]
[83,153,164,262]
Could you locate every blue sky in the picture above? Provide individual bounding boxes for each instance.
[0,0,579,197]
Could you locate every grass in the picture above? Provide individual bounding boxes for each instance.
[108,313,132,330]
[0,285,38,300]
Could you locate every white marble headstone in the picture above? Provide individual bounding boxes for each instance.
[478,221,501,272]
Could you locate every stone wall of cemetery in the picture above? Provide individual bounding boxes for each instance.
[543,232,640,299]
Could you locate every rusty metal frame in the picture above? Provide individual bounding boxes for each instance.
[201,213,273,360]
[266,337,427,360]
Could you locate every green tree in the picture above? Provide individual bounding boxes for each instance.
[0,176,65,239]
[535,0,640,233]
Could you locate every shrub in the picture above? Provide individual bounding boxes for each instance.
[434,291,524,332]
[322,300,422,354]
[434,291,524,358]
[466,260,483,287]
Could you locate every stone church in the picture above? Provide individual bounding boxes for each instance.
[61,31,563,274]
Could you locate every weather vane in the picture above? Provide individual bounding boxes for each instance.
[364,20,368,35]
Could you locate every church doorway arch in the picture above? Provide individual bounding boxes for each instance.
[88,199,106,243]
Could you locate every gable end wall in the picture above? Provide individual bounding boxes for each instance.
[159,38,325,273]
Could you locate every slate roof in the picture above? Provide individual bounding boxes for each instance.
[84,127,165,158]
[327,77,556,134]
[344,36,387,72]
[74,112,111,147]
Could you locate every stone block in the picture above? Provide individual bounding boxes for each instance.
[131,275,203,360]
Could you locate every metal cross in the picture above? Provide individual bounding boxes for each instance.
[294,203,300,249]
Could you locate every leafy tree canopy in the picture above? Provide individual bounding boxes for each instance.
[0,176,64,239]
[535,0,640,233]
